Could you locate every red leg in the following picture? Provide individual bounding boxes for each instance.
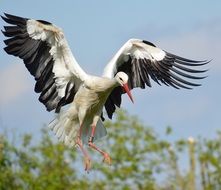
[77,125,91,172]
[88,125,111,165]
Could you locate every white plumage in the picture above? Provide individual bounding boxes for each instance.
[2,13,209,171]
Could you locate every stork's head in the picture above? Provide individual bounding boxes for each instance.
[115,72,134,103]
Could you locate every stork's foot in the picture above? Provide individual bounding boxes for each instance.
[76,137,91,172]
[88,141,111,165]
[102,152,112,165]
[84,156,91,172]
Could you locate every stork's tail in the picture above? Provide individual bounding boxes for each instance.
[48,111,107,147]
[48,111,79,148]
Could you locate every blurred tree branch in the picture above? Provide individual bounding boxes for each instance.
[0,110,221,190]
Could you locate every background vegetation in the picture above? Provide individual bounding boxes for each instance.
[0,110,221,190]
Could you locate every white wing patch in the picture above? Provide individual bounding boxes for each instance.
[27,19,63,45]
[26,19,88,99]
[143,43,166,61]
[132,39,166,61]
[103,39,166,78]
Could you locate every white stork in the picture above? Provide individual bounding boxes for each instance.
[1,13,209,171]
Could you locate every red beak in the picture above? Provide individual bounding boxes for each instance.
[122,83,134,103]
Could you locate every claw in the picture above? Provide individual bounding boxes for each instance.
[88,141,112,166]
[102,152,112,165]
[84,157,91,173]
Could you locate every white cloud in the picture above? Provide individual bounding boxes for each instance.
[0,63,30,106]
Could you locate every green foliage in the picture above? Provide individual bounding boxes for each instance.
[0,110,221,190]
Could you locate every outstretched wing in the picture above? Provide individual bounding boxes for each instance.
[2,13,88,113]
[103,38,209,119]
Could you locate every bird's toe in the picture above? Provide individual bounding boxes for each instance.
[84,157,91,173]
[102,152,112,165]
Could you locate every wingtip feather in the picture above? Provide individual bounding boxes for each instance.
[1,15,6,21]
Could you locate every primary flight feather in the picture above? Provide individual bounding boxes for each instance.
[1,13,209,171]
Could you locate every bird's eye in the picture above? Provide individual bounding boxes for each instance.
[119,77,123,81]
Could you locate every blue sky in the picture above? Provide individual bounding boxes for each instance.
[0,0,221,143]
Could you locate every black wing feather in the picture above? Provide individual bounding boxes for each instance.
[1,13,75,113]
[104,42,209,119]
